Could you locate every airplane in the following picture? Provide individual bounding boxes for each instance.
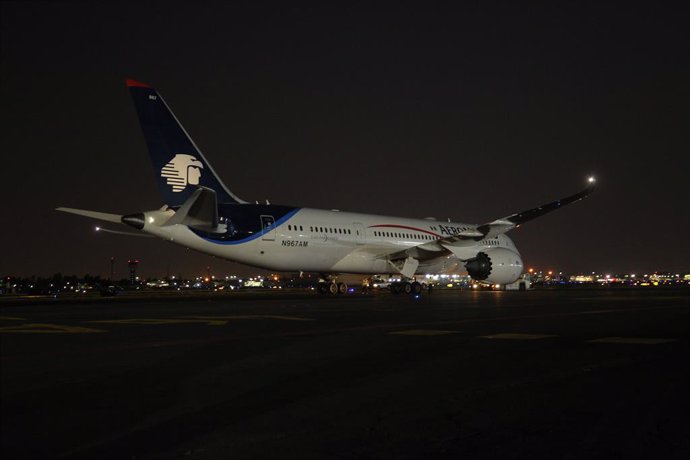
[57,79,596,295]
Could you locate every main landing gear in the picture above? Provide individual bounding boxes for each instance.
[389,281,423,295]
[317,281,348,295]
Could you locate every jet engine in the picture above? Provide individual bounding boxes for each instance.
[464,248,523,285]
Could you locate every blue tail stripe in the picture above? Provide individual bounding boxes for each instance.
[190,208,301,245]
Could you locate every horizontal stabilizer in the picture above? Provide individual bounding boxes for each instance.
[56,207,123,224]
[164,187,226,234]
[95,226,154,238]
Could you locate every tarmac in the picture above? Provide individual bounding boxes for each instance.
[1,288,688,459]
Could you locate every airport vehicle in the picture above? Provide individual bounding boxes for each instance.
[57,79,596,295]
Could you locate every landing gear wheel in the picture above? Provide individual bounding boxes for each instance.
[328,282,339,295]
[337,282,348,294]
[411,282,422,295]
[402,282,412,295]
[317,283,329,295]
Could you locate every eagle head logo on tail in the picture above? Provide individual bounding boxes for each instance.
[160,154,204,192]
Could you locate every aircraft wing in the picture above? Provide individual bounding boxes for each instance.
[438,177,597,244]
[379,177,597,274]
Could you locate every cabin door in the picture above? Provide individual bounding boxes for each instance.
[260,215,276,241]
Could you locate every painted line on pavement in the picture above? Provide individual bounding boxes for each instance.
[389,330,460,336]
[588,337,677,345]
[87,318,228,326]
[179,315,315,321]
[0,323,106,334]
[483,333,557,340]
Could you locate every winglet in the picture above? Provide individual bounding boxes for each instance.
[125,78,153,88]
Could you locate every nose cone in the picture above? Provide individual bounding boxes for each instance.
[121,213,145,230]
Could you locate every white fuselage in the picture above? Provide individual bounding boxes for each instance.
[142,207,520,277]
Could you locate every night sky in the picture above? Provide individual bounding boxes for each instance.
[1,2,688,279]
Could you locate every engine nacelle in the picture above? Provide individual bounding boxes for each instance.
[464,248,523,285]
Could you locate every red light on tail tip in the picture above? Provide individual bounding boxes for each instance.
[125,79,153,88]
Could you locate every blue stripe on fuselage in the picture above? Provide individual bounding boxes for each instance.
[190,207,301,245]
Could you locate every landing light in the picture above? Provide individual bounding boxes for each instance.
[588,176,596,183]
[95,226,100,231]
[148,216,154,223]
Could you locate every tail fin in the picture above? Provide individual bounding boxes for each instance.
[126,79,245,206]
